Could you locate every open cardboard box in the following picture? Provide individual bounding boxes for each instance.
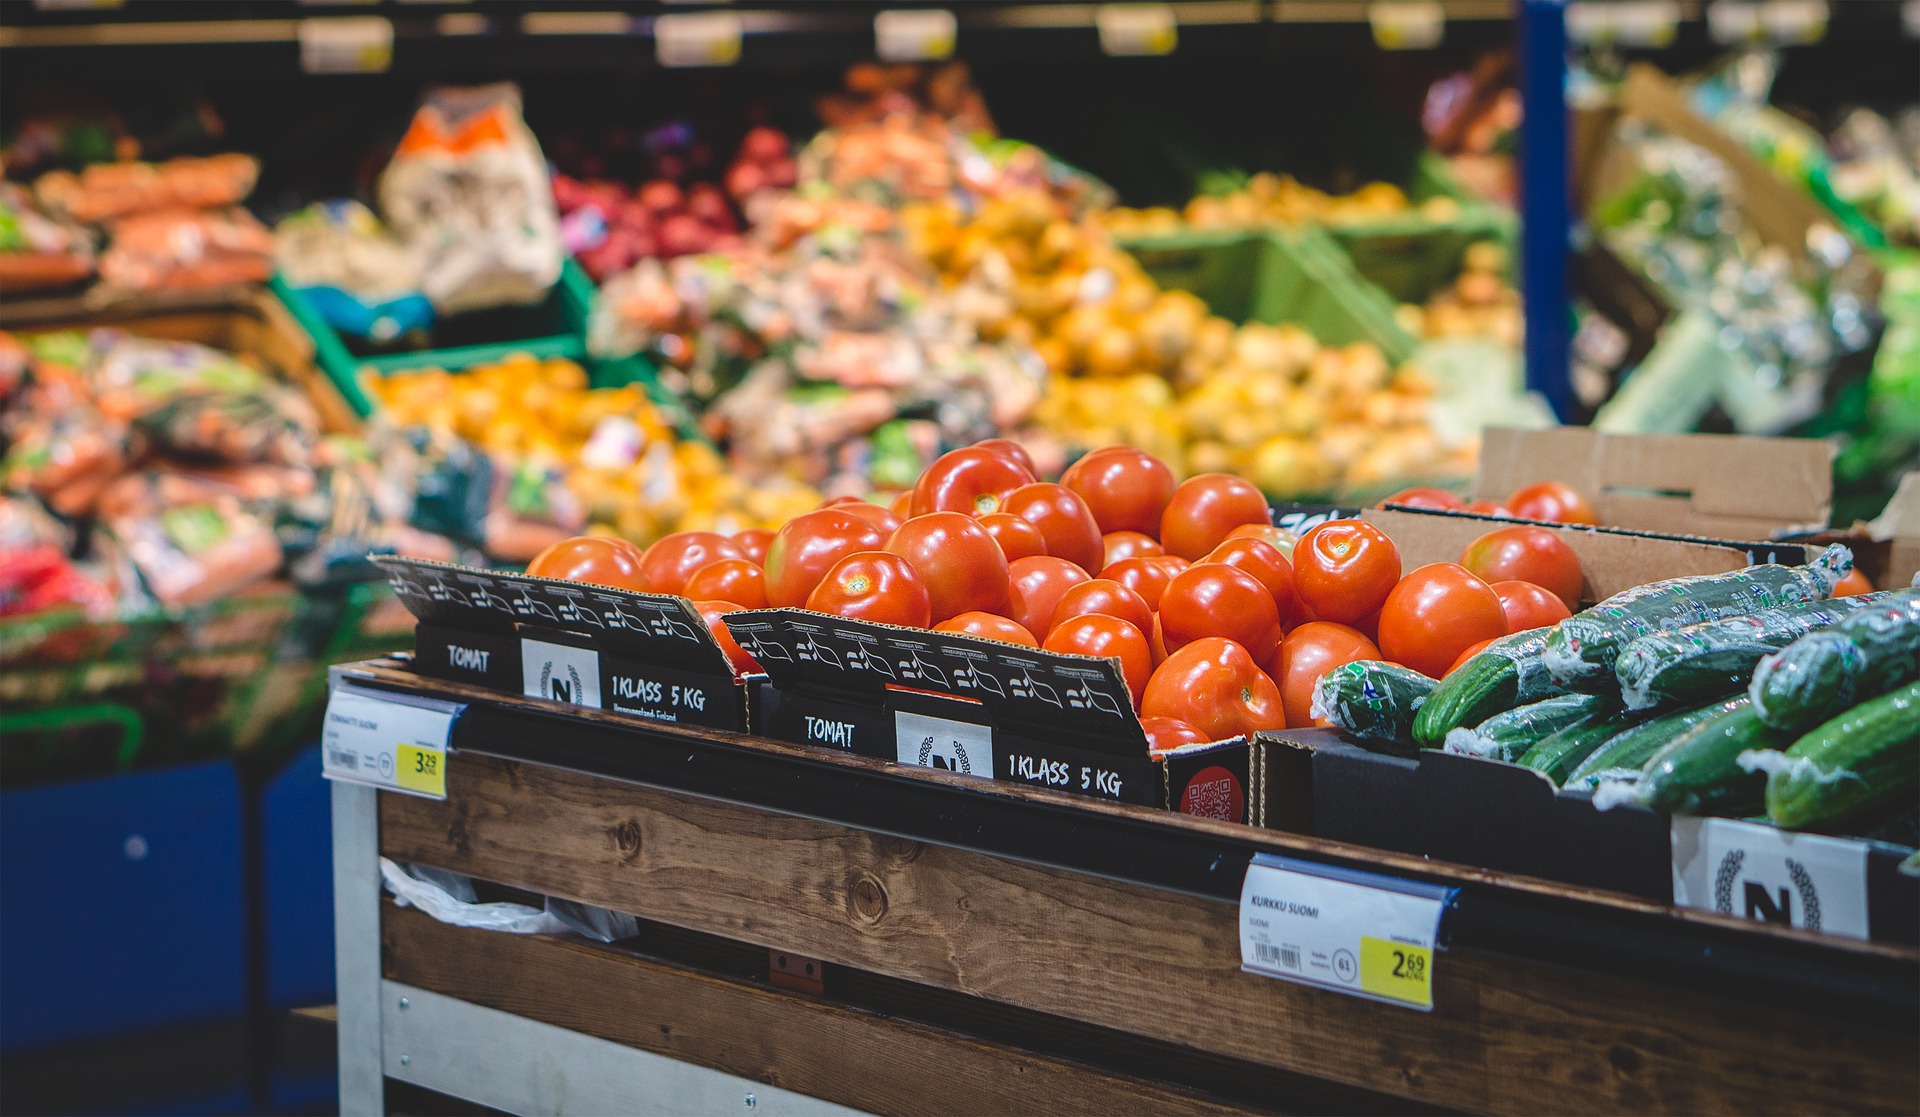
[1259,727,1918,945]
[1789,471,1920,592]
[1473,426,1833,540]
[376,556,751,732]
[727,608,1257,818]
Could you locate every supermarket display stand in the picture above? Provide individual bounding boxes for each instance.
[329,659,1917,1115]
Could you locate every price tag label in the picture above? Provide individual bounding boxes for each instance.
[298,16,394,74]
[895,710,995,779]
[1709,1,1827,44]
[1369,2,1445,50]
[1097,3,1177,56]
[875,9,956,61]
[1567,1,1680,47]
[321,683,462,801]
[1671,817,1869,939]
[655,11,743,67]
[1240,854,1453,1011]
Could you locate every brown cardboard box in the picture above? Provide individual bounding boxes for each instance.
[1796,472,1920,591]
[1473,426,1833,540]
[1364,506,1815,605]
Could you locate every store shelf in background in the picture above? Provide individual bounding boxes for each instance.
[0,0,1535,79]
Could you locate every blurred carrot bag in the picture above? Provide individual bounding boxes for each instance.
[378,83,562,315]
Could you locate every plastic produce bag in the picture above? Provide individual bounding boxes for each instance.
[381,859,637,942]
[379,84,561,314]
[274,201,433,342]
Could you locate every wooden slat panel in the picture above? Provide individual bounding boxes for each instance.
[383,904,1248,1117]
[380,755,1917,1115]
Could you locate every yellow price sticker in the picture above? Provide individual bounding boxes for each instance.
[395,744,447,798]
[1360,936,1433,1009]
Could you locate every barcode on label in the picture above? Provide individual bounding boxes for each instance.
[1254,943,1300,969]
[328,749,359,771]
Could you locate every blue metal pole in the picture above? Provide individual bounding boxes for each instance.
[1519,0,1575,422]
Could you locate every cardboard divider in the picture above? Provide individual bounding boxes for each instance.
[1363,506,1815,605]
[1473,427,1834,540]
[374,556,747,731]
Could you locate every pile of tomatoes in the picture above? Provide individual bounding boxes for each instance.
[526,439,1589,754]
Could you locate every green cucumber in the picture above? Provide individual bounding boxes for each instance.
[1516,710,1632,785]
[1637,707,1793,817]
[1410,627,1563,747]
[1540,545,1852,690]
[1749,589,1920,732]
[1564,696,1749,789]
[1613,593,1888,711]
[1756,681,1920,831]
[1443,692,1612,763]
[1310,660,1437,743]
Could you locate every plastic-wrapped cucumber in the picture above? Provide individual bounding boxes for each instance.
[1516,710,1632,785]
[1634,707,1792,817]
[1564,696,1749,790]
[1410,627,1564,747]
[1744,681,1920,831]
[1749,589,1920,732]
[1443,693,1612,763]
[1540,545,1852,690]
[1310,660,1436,743]
[1614,592,1888,711]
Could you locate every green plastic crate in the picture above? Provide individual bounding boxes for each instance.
[1325,205,1518,307]
[1117,228,1420,364]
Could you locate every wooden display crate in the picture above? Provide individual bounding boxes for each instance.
[331,660,1918,1116]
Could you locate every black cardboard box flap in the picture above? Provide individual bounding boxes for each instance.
[724,608,1148,754]
[375,555,733,677]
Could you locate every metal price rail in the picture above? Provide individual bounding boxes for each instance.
[331,660,1917,1115]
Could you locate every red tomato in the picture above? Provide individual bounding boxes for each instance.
[1149,612,1169,666]
[763,509,887,608]
[1833,569,1875,597]
[526,536,651,591]
[682,558,767,609]
[1159,563,1282,662]
[732,528,774,567]
[1459,525,1583,611]
[1044,614,1152,707]
[1464,500,1514,518]
[1269,622,1380,729]
[1142,637,1288,741]
[641,531,747,596]
[1005,556,1091,639]
[1049,578,1154,638]
[1101,557,1177,609]
[1293,521,1401,625]
[1102,530,1163,567]
[1226,523,1299,558]
[932,610,1038,647]
[910,447,1035,517]
[1507,480,1598,526]
[1160,473,1271,561]
[1060,446,1176,535]
[888,490,913,518]
[1205,538,1305,631]
[977,512,1048,562]
[1140,716,1208,754]
[1491,580,1572,632]
[1379,487,1466,512]
[1376,563,1507,678]
[1002,482,1104,574]
[805,552,932,628]
[822,498,903,537]
[971,437,1036,476]
[693,600,760,676]
[1446,638,1495,677]
[886,512,1011,622]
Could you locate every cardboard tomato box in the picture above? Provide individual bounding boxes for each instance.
[375,556,750,731]
[727,608,1258,818]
